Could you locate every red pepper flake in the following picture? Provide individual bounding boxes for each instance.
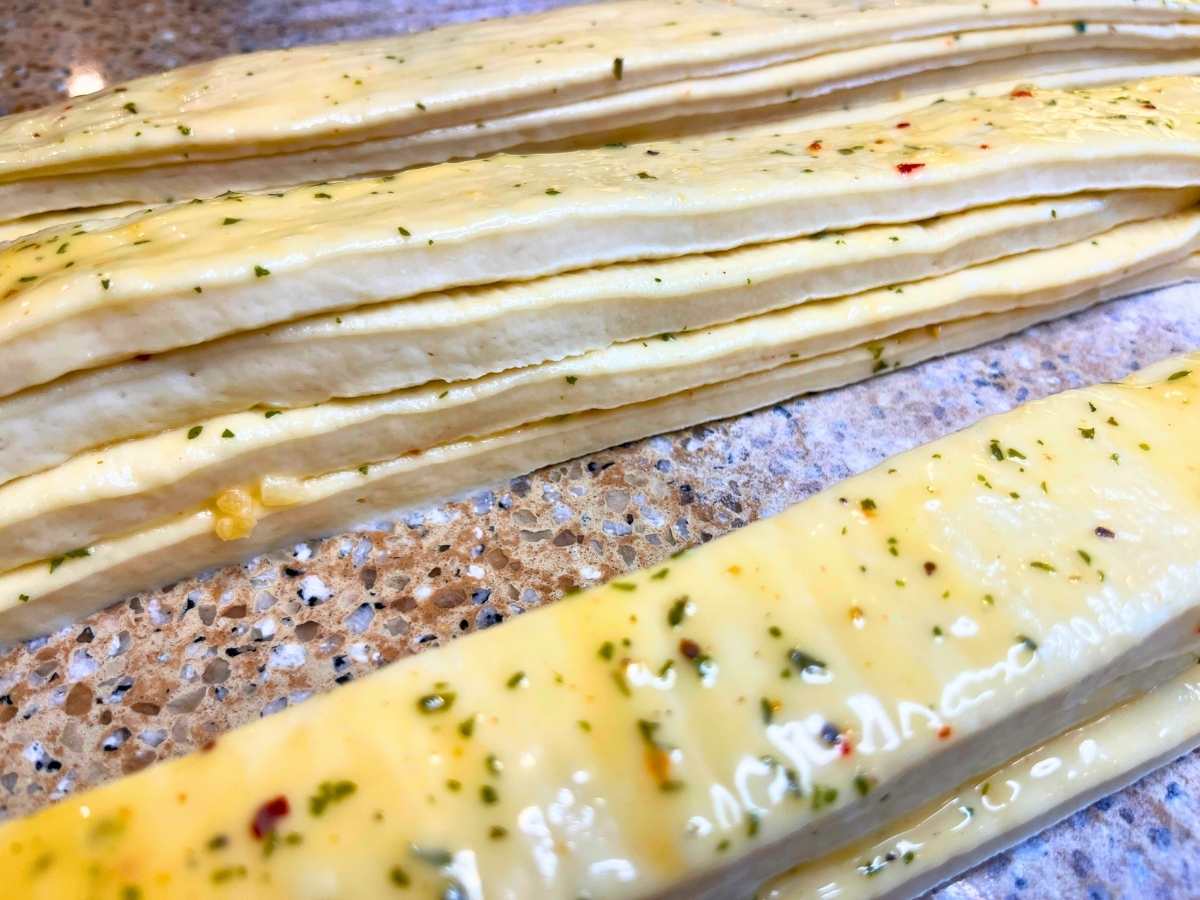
[923,561,938,576]
[250,795,290,839]
[937,725,953,740]
[200,739,218,753]
[895,121,910,129]
[839,737,854,758]
[979,144,990,150]
[1141,102,1157,110]
[895,162,925,175]
[1010,89,1034,99]
[807,140,823,152]
[679,638,700,660]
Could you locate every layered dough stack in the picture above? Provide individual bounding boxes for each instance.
[3,0,1200,231]
[2,72,1200,641]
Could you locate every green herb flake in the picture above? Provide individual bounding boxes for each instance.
[416,691,456,714]
[254,265,271,278]
[1168,370,1192,381]
[1029,560,1056,573]
[49,547,91,573]
[760,697,778,725]
[612,57,624,80]
[187,426,203,439]
[506,671,527,689]
[221,217,241,225]
[221,428,235,439]
[308,779,357,817]
[788,647,827,675]
[612,581,637,592]
[667,596,690,627]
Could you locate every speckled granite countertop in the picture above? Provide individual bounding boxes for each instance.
[2,2,1199,897]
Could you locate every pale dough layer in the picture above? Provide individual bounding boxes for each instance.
[595,48,1200,145]
[2,77,1200,397]
[0,211,1196,572]
[0,188,1188,486]
[4,22,1199,219]
[4,0,1198,181]
[3,48,1197,240]
[0,259,1193,643]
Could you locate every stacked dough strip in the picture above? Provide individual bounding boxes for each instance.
[1,77,1200,640]
[2,0,1200,228]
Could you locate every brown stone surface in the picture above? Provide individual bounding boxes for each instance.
[2,3,1200,897]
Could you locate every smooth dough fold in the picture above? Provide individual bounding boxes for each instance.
[0,188,1189,485]
[3,76,1200,398]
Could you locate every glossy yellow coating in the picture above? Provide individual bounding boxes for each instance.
[2,355,1200,898]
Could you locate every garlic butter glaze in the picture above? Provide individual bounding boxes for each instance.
[3,355,1200,898]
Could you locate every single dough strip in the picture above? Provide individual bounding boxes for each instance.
[6,48,1200,240]
[5,0,1199,178]
[761,666,1200,899]
[6,21,1200,219]
[0,255,1193,644]
[1,210,1196,572]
